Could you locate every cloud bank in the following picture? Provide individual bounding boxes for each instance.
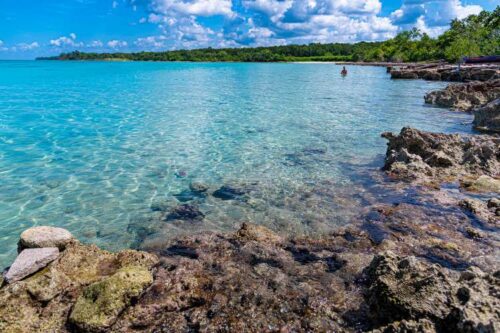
[128,0,483,50]
[0,0,485,55]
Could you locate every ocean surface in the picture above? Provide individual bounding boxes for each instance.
[0,61,473,267]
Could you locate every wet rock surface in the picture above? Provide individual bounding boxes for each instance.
[474,98,500,133]
[424,79,500,111]
[165,203,205,222]
[382,127,499,187]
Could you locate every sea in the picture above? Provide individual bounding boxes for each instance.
[0,61,474,267]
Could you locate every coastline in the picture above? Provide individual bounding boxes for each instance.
[1,63,499,333]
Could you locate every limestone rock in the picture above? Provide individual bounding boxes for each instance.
[365,251,455,324]
[446,269,500,333]
[473,98,500,133]
[382,127,500,184]
[19,226,74,250]
[365,252,500,333]
[4,248,59,283]
[424,80,500,111]
[69,266,153,332]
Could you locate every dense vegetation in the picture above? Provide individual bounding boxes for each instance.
[38,7,499,63]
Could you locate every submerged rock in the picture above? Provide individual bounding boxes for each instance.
[382,127,500,185]
[189,181,209,193]
[424,79,500,111]
[69,266,153,332]
[165,203,205,221]
[4,248,59,283]
[213,183,254,200]
[19,226,73,250]
[473,98,500,133]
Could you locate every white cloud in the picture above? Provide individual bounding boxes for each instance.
[50,33,81,47]
[17,42,40,51]
[107,40,128,48]
[135,35,167,48]
[390,0,482,36]
[0,40,3,46]
[248,27,274,39]
[112,0,119,8]
[87,40,104,47]
[149,0,234,17]
[330,0,382,15]
[243,0,293,22]
[130,0,484,49]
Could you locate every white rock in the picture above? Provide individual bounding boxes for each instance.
[4,248,60,283]
[20,226,73,250]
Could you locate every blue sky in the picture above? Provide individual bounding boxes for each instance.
[0,0,497,59]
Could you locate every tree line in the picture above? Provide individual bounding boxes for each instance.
[38,7,499,63]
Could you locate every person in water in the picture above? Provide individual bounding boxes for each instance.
[341,66,348,76]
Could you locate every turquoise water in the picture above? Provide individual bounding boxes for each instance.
[0,61,473,266]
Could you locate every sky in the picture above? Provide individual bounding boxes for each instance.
[0,0,497,59]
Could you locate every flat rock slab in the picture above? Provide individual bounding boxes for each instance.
[20,226,73,250]
[5,248,59,283]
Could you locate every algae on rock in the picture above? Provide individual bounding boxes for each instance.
[69,266,153,332]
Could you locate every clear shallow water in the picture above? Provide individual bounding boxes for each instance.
[0,61,473,266]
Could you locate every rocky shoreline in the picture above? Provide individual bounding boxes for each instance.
[1,66,499,332]
[1,218,498,333]
[390,63,500,82]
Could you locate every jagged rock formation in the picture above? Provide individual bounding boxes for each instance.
[473,98,500,133]
[382,127,500,188]
[424,80,500,111]
[365,252,499,333]
[391,65,500,82]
